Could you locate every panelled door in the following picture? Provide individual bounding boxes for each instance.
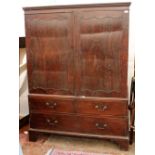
[75,10,129,97]
[25,12,75,95]
[25,9,128,97]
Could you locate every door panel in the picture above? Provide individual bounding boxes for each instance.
[25,13,75,95]
[76,10,128,97]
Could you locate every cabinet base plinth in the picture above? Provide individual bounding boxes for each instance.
[29,129,129,150]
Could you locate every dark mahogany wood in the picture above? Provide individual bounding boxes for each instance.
[30,113,128,136]
[29,130,38,142]
[19,37,25,48]
[24,3,130,9]
[29,95,75,114]
[29,128,129,150]
[129,76,135,144]
[19,114,29,129]
[75,10,128,98]
[76,100,128,116]
[25,12,75,95]
[112,138,129,150]
[29,94,127,116]
[24,2,130,150]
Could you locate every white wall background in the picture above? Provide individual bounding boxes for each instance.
[19,0,135,116]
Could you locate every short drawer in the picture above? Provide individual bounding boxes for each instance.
[76,100,128,116]
[29,95,74,113]
[30,113,79,133]
[30,113,128,136]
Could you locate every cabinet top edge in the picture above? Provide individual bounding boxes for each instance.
[23,2,131,11]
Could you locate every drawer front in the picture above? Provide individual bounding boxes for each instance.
[30,113,79,133]
[29,95,75,113]
[30,113,128,136]
[76,100,128,116]
[78,115,128,136]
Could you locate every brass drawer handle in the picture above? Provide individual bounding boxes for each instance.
[95,123,107,129]
[46,118,58,126]
[95,104,107,111]
[46,102,57,109]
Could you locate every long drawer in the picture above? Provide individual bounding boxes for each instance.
[30,113,128,136]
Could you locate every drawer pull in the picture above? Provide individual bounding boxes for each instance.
[46,102,57,109]
[46,118,58,126]
[95,123,107,129]
[95,104,107,111]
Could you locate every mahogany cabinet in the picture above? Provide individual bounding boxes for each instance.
[24,2,130,150]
